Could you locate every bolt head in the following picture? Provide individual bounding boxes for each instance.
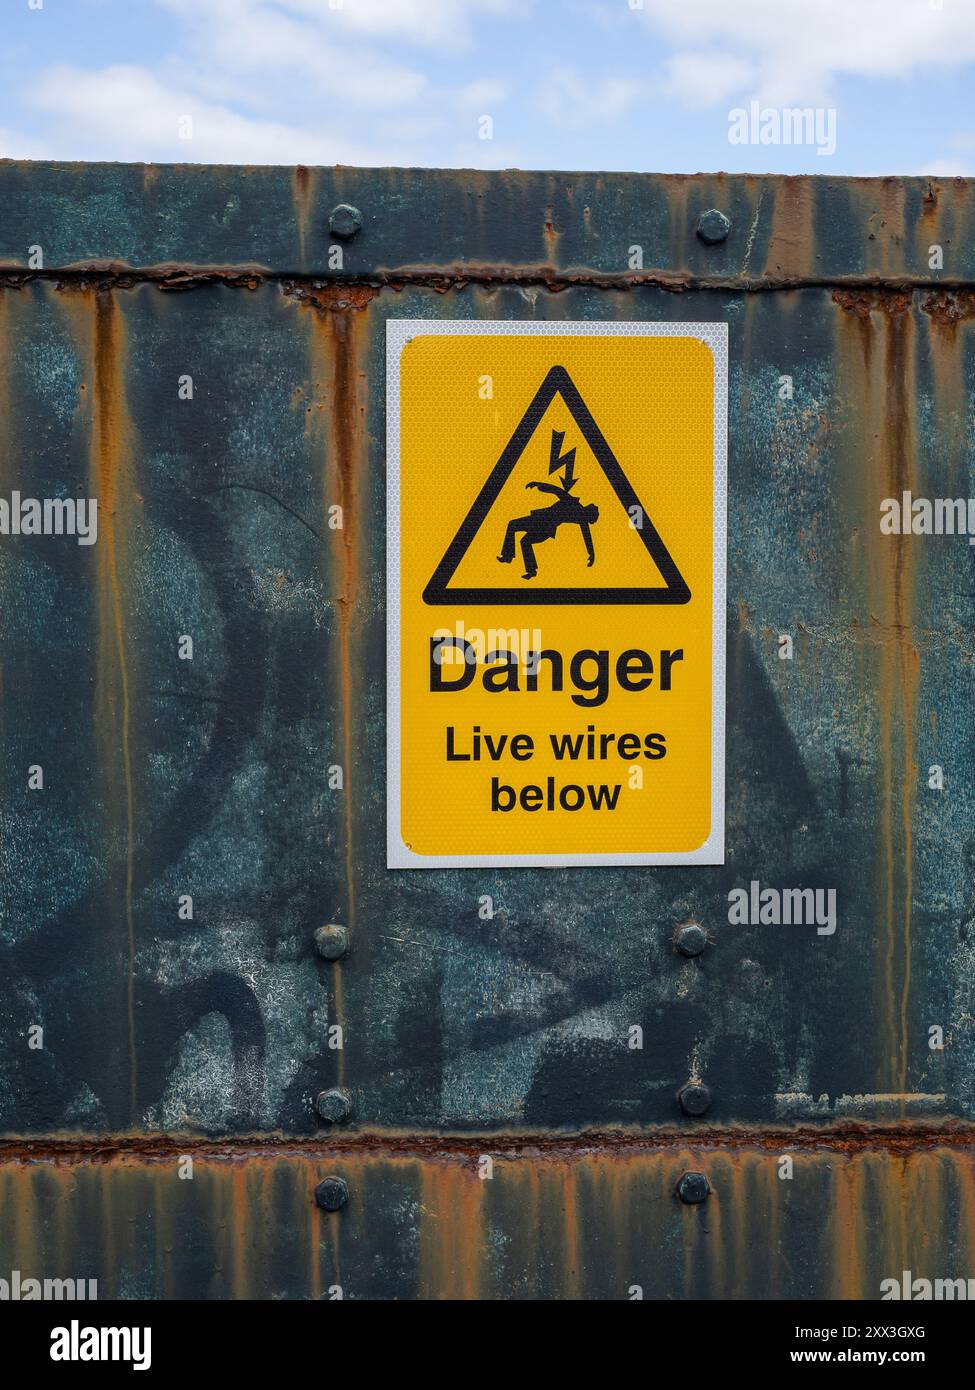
[328,203,362,239]
[696,208,731,245]
[316,1088,352,1124]
[314,1176,349,1212]
[676,1171,711,1205]
[675,922,707,957]
[678,1082,713,1117]
[314,923,348,961]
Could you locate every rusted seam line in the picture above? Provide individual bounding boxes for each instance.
[4,1125,975,1165]
[3,267,975,294]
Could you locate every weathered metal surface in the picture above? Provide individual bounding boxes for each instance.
[1,163,975,286]
[1,163,975,1298]
[3,1140,975,1300]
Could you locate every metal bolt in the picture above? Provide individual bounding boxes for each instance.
[678,1082,713,1117]
[676,1171,711,1205]
[696,208,731,245]
[675,921,707,957]
[314,1176,349,1212]
[314,923,348,961]
[328,204,362,239]
[316,1087,352,1124]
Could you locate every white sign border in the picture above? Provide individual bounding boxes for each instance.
[386,319,728,870]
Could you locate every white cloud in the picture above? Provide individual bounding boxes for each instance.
[155,0,428,110]
[0,125,51,160]
[456,78,510,112]
[924,132,975,178]
[28,64,382,164]
[277,0,523,50]
[15,0,969,170]
[661,50,755,111]
[637,0,975,105]
[25,57,513,167]
[156,0,523,53]
[538,67,645,129]
[14,0,520,168]
[923,157,974,177]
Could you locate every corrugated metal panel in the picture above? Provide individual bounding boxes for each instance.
[3,1142,975,1301]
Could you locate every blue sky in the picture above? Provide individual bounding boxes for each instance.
[1,0,974,174]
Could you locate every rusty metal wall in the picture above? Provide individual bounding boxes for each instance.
[1,164,975,1299]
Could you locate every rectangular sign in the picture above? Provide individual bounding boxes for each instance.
[387,321,727,868]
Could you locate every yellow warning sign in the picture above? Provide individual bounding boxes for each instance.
[387,322,726,868]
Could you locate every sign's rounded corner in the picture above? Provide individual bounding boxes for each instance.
[696,827,725,863]
[686,333,717,367]
[386,837,416,870]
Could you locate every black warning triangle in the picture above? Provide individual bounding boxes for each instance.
[422,365,691,606]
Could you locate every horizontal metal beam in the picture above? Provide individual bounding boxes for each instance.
[3,265,975,294]
[1,163,973,285]
[4,1123,975,1163]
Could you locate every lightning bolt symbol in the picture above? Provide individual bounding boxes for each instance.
[549,429,577,490]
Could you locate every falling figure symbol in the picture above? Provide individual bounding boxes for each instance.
[497,429,600,580]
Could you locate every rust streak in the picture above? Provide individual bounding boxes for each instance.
[330,309,360,940]
[834,289,919,1100]
[5,1122,975,1166]
[831,1155,866,1298]
[0,292,10,868]
[763,176,814,281]
[884,310,918,1100]
[296,287,371,942]
[90,289,138,1117]
[293,165,314,269]
[293,284,372,1085]
[4,265,975,296]
[419,1163,485,1300]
